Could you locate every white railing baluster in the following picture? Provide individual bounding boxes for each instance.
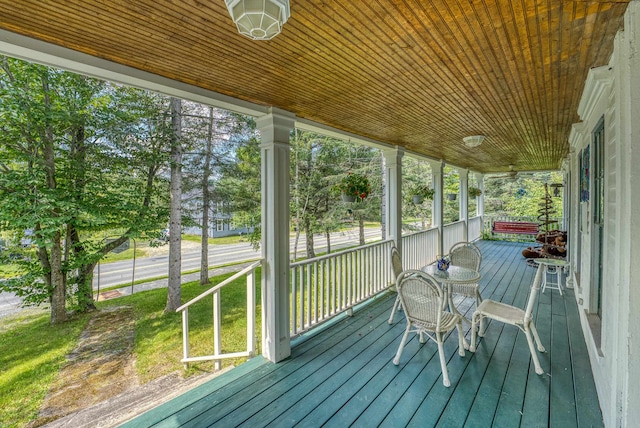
[247,270,256,357]
[310,265,316,326]
[291,266,298,335]
[182,309,189,370]
[315,261,321,320]
[213,290,221,370]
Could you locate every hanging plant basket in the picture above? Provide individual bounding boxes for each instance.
[342,193,356,203]
[447,193,457,201]
[411,185,434,205]
[412,195,424,204]
[469,187,482,197]
[336,172,371,203]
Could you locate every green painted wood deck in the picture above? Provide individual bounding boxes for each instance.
[123,240,602,428]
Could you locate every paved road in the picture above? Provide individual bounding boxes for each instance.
[0,228,382,317]
[93,227,381,290]
[0,289,24,318]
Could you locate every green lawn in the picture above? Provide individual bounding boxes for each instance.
[0,269,262,428]
[182,234,247,245]
[101,247,149,263]
[0,263,24,279]
[0,310,91,427]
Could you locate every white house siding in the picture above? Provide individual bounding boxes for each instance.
[571,2,640,426]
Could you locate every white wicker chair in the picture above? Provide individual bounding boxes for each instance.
[448,241,483,308]
[470,262,546,375]
[393,270,466,387]
[387,245,404,324]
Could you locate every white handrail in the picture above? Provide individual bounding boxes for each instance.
[176,260,262,311]
[177,260,262,369]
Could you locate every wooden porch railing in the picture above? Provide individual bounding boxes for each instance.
[289,240,395,337]
[176,260,261,370]
[443,220,466,252]
[401,227,439,270]
[468,216,483,242]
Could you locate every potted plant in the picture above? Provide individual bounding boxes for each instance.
[337,172,371,203]
[411,185,434,204]
[469,186,482,197]
[446,193,457,201]
[436,254,450,271]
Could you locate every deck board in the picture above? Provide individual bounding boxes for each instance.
[124,240,604,428]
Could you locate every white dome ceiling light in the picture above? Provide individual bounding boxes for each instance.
[225,0,290,41]
[463,135,486,148]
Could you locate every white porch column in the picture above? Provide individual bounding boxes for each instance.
[562,157,574,289]
[614,5,640,424]
[568,123,584,292]
[257,108,295,363]
[562,161,570,231]
[474,173,485,218]
[429,160,444,256]
[383,147,404,254]
[459,168,469,242]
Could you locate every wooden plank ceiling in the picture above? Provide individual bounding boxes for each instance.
[0,0,629,173]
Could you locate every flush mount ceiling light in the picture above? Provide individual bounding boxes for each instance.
[225,0,290,40]
[463,135,486,148]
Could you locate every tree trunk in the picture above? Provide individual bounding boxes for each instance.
[165,98,182,313]
[200,107,213,285]
[69,225,96,311]
[41,74,67,324]
[359,215,365,246]
[293,228,301,261]
[69,122,96,312]
[49,231,67,324]
[304,218,316,259]
[325,231,331,254]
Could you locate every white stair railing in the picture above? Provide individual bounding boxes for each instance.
[177,260,262,370]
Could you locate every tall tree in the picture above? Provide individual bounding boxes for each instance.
[165,97,182,313]
[199,106,214,285]
[291,131,350,259]
[216,119,261,249]
[290,132,382,257]
[0,57,172,323]
[179,105,248,283]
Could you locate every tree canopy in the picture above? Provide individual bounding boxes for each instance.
[0,57,172,322]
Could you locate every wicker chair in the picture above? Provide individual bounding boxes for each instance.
[393,270,466,387]
[387,245,404,324]
[448,241,483,308]
[470,262,546,375]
